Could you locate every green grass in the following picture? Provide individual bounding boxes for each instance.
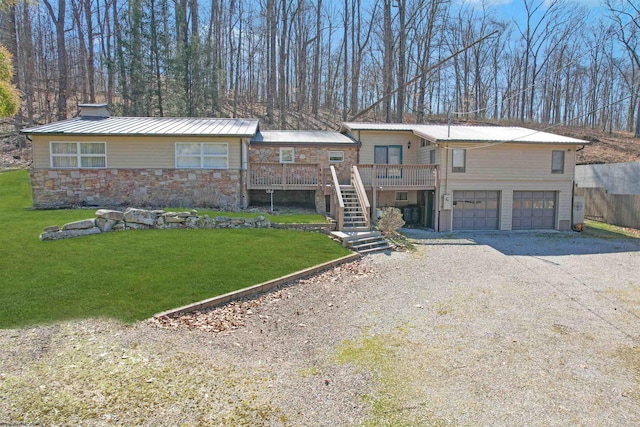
[583,219,640,239]
[0,170,349,328]
[168,208,327,224]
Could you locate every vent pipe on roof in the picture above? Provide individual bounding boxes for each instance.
[79,103,110,118]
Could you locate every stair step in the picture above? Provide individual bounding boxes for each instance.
[350,241,390,250]
[357,244,392,254]
[345,236,385,245]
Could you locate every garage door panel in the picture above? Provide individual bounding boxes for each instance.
[452,191,499,230]
[513,191,556,230]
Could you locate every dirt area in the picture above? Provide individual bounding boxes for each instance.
[1,232,639,426]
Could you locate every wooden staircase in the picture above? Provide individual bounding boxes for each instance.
[340,185,369,230]
[329,165,391,254]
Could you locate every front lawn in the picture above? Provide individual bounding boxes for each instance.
[0,170,349,328]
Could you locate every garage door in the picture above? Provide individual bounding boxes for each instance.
[512,191,556,229]
[452,191,499,230]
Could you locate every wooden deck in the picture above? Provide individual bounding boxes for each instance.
[248,163,437,191]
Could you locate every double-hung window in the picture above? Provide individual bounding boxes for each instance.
[551,150,565,174]
[176,143,228,169]
[50,142,106,168]
[452,148,466,173]
[280,147,295,163]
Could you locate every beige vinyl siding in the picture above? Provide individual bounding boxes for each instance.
[442,143,576,181]
[439,181,573,230]
[32,135,243,169]
[357,131,420,164]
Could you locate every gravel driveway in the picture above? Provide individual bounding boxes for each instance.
[2,231,639,426]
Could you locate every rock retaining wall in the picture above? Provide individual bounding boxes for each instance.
[40,208,271,241]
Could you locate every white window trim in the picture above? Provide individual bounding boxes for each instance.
[279,147,295,163]
[551,150,565,174]
[429,149,436,164]
[50,141,107,169]
[452,148,466,173]
[329,150,344,163]
[395,191,409,202]
[175,142,229,169]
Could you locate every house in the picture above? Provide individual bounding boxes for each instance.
[340,123,588,231]
[247,130,358,212]
[23,104,258,209]
[24,105,588,232]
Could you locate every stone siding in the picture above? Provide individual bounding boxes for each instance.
[249,145,358,184]
[30,168,247,210]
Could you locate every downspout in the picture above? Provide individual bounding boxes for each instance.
[240,138,247,209]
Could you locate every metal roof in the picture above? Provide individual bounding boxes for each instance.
[251,130,357,144]
[341,122,588,144]
[21,116,260,137]
[340,122,419,132]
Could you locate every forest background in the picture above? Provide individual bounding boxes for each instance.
[0,0,639,145]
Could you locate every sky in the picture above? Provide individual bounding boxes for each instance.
[462,0,607,24]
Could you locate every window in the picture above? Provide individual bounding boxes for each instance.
[329,151,344,163]
[552,150,565,174]
[280,147,295,163]
[176,143,228,169]
[429,149,436,164]
[452,148,466,173]
[420,138,431,147]
[50,142,106,168]
[395,191,408,201]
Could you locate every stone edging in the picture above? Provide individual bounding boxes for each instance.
[40,207,272,240]
[153,252,361,319]
[40,207,336,240]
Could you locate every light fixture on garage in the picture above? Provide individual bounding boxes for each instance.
[407,141,412,149]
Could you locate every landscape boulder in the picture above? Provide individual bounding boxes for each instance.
[62,219,96,230]
[124,208,157,225]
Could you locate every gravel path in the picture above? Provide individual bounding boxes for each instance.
[1,231,639,426]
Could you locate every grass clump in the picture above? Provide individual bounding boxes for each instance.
[0,170,349,328]
[334,328,453,427]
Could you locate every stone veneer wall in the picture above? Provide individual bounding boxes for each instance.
[249,145,358,184]
[30,168,247,209]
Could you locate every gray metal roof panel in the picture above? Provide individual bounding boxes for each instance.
[22,116,260,137]
[412,125,588,144]
[340,122,588,144]
[251,130,357,144]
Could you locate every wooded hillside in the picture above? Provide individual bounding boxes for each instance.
[0,0,639,138]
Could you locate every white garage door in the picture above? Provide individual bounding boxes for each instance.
[452,191,499,230]
[512,191,556,229]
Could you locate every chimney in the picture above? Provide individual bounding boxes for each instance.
[79,103,110,118]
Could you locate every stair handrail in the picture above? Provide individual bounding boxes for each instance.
[330,165,344,230]
[351,166,371,229]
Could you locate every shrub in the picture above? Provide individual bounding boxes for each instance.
[376,207,405,235]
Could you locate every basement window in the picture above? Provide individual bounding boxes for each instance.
[395,191,409,202]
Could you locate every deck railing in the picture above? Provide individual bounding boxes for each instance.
[248,163,324,189]
[357,164,437,188]
[248,163,437,190]
[330,165,344,230]
[352,166,370,228]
